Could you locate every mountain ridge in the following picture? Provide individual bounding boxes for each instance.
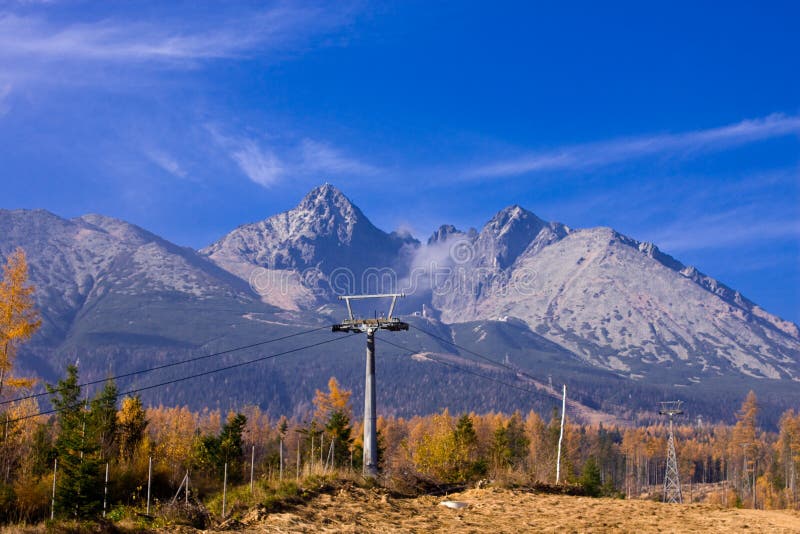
[1,184,798,426]
[200,184,418,307]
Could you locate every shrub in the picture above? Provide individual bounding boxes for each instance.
[579,457,602,497]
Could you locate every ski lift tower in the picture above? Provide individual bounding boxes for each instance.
[332,294,408,477]
[659,400,684,503]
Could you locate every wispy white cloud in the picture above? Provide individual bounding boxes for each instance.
[527,166,800,258]
[230,140,284,187]
[300,139,380,176]
[465,113,800,179]
[627,169,800,253]
[145,148,188,179]
[210,130,378,188]
[0,5,350,66]
[648,211,800,253]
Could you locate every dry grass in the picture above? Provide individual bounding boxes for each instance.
[6,481,798,533]
[212,485,800,533]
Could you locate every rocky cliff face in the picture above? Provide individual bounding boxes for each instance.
[201,184,418,309]
[429,214,800,382]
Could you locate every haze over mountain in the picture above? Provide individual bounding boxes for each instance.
[2,185,798,426]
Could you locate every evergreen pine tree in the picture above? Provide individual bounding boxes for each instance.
[491,413,530,472]
[453,414,484,480]
[89,378,118,461]
[30,422,56,478]
[325,409,354,467]
[581,456,602,497]
[219,413,247,482]
[47,365,103,518]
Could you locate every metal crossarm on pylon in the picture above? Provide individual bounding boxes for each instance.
[331,293,409,333]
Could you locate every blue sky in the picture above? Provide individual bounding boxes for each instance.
[1,1,798,322]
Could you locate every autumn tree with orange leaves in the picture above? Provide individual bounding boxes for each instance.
[0,248,41,399]
[0,248,42,496]
[313,377,355,467]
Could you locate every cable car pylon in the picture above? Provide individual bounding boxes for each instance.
[332,293,408,478]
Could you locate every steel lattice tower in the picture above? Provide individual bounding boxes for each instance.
[659,401,684,503]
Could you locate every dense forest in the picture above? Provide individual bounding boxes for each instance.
[0,368,799,525]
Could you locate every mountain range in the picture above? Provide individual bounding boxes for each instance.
[2,184,798,427]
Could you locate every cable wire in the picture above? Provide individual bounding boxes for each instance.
[376,334,543,397]
[7,332,358,425]
[408,323,544,384]
[1,324,332,407]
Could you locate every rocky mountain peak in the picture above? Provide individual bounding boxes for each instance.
[2,192,800,422]
[201,185,419,303]
[283,183,373,244]
[486,205,545,234]
[0,208,65,231]
[297,183,354,212]
[427,224,462,245]
[475,205,552,269]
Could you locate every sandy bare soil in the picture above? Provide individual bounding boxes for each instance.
[211,486,800,533]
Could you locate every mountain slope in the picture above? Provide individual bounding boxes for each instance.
[0,209,283,378]
[432,217,800,382]
[202,184,418,309]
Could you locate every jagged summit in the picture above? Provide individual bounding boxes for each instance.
[299,183,351,207]
[200,185,418,304]
[427,224,463,245]
[296,183,358,221]
[285,183,376,244]
[468,205,568,269]
[486,204,544,228]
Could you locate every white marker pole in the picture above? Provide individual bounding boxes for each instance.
[50,458,57,520]
[222,462,228,518]
[103,462,109,517]
[250,445,255,493]
[146,456,152,515]
[556,384,566,484]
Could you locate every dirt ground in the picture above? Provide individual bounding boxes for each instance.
[211,486,800,533]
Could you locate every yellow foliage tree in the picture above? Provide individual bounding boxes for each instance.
[146,404,203,483]
[411,409,458,480]
[732,390,760,499]
[778,409,800,504]
[0,396,40,484]
[734,390,759,447]
[117,396,148,460]
[0,248,41,398]
[313,376,352,423]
